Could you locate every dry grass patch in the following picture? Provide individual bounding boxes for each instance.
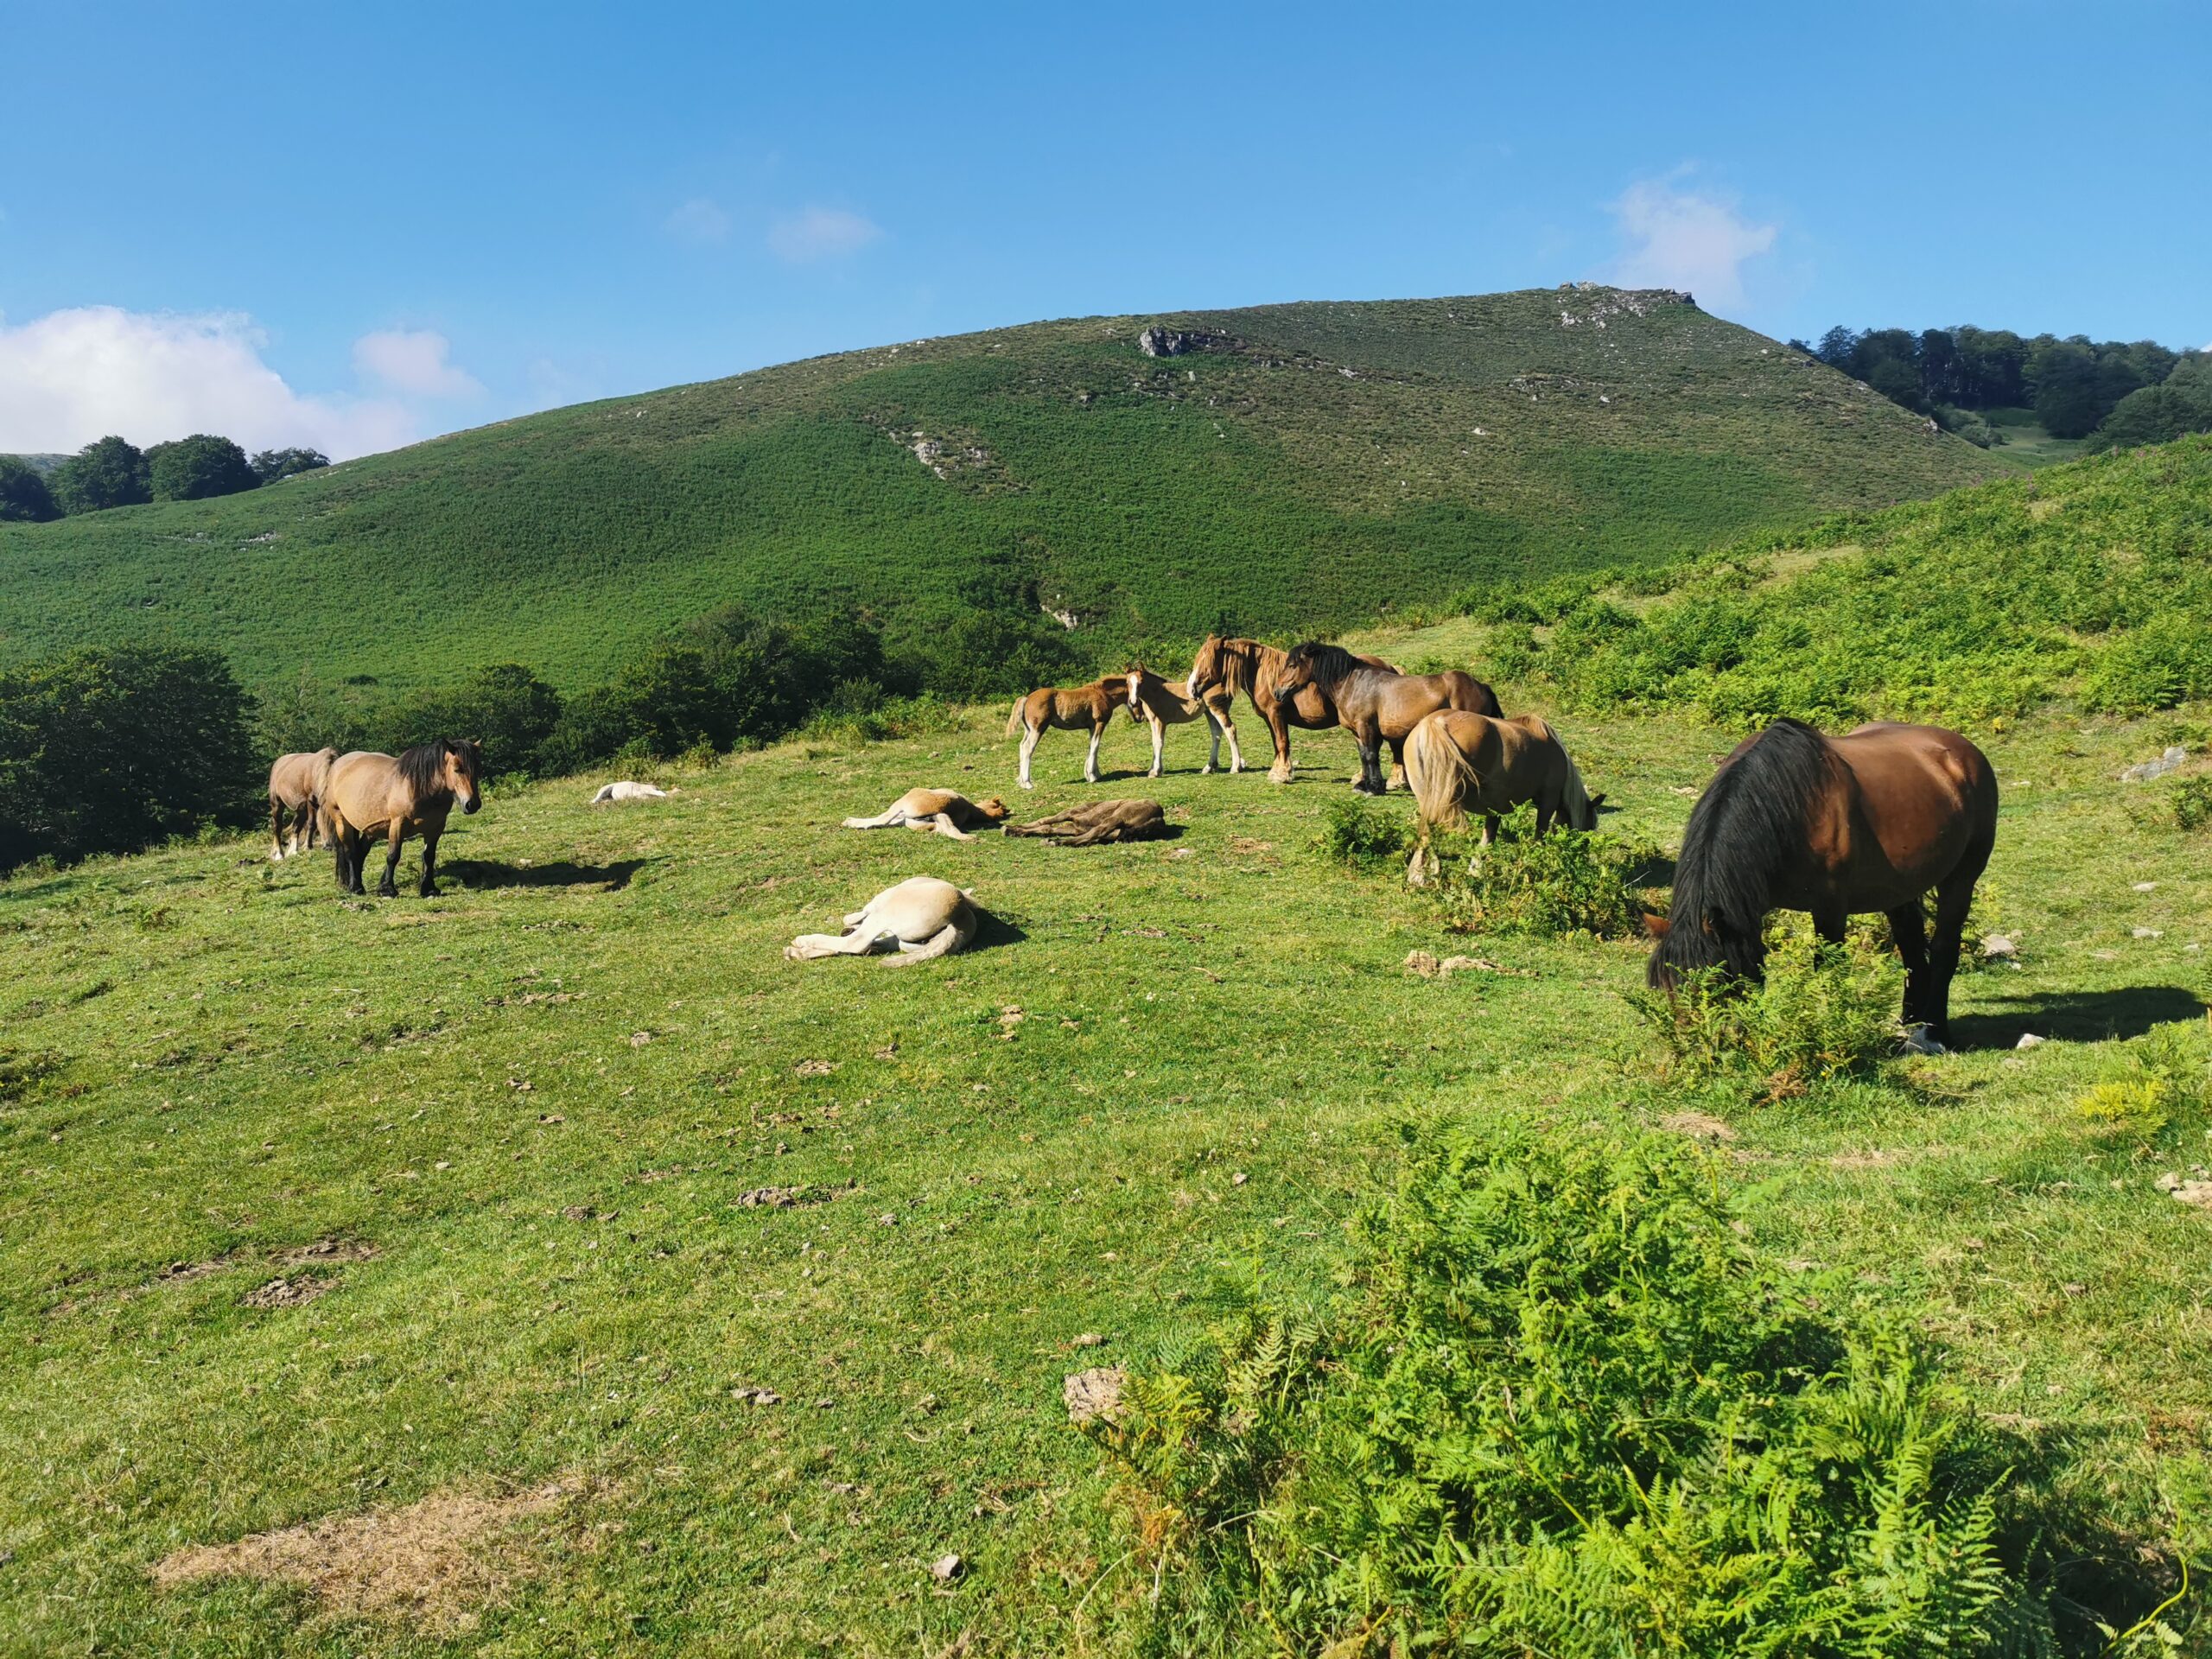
[150,1473,606,1629]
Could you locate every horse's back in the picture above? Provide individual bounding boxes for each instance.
[1829,723,1997,888]
[1441,671,1503,717]
[324,752,398,824]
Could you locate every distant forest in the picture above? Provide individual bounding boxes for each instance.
[1789,324,2211,450]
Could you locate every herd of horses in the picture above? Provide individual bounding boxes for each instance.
[268,632,1999,1048]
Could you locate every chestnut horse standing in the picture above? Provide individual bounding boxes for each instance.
[267,747,338,861]
[1270,643,1503,794]
[1647,717,1997,1049]
[1179,635,1403,785]
[1402,711,1602,885]
[1006,678,1127,789]
[1123,669,1236,777]
[320,739,484,898]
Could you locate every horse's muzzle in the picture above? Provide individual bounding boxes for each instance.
[462,798,481,815]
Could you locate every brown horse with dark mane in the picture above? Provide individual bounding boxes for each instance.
[1647,717,1997,1049]
[319,739,484,898]
[266,747,338,861]
[1270,642,1503,793]
[1179,635,1404,785]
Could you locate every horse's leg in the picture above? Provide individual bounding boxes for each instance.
[342,827,366,894]
[1213,701,1244,773]
[1147,715,1165,779]
[1084,721,1102,785]
[842,805,906,830]
[925,814,976,842]
[1811,906,1847,946]
[269,798,287,862]
[1353,721,1386,793]
[417,829,442,897]
[1535,803,1555,836]
[1264,701,1294,785]
[1923,842,1993,1048]
[1886,903,1931,1030]
[1385,735,1408,791]
[377,821,404,899]
[1018,725,1039,790]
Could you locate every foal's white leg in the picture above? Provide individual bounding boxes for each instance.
[1219,709,1244,773]
[1018,727,1039,790]
[1147,716,1165,779]
[842,805,907,830]
[1202,709,1221,775]
[925,814,976,841]
[785,927,894,961]
[1084,725,1102,784]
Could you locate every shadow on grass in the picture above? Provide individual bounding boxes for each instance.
[1953,983,2208,1047]
[442,857,648,893]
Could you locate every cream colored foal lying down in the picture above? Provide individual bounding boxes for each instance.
[784,877,977,965]
[841,787,1010,841]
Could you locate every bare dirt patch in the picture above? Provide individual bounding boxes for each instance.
[150,1473,605,1629]
[1658,1111,1736,1142]
[242,1274,339,1309]
[271,1237,379,1268]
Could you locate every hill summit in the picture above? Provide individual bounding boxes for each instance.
[0,287,2004,691]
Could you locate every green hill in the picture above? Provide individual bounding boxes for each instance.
[0,287,2005,694]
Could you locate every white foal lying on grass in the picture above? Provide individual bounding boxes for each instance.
[841,788,1010,841]
[590,781,671,804]
[784,877,977,965]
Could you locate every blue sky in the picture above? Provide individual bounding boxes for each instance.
[3,0,2206,457]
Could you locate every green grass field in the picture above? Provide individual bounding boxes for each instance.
[0,289,2003,697]
[1984,406,2096,471]
[5,631,2209,1652]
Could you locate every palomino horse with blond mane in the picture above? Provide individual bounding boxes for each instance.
[320,739,484,898]
[1179,635,1404,784]
[1270,642,1503,794]
[1123,669,1236,777]
[267,747,338,861]
[1006,677,1128,789]
[1402,710,1603,885]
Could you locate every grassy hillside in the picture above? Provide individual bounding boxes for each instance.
[0,288,2003,695]
[3,668,2208,1651]
[1481,432,2212,728]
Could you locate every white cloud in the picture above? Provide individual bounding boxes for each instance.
[766,206,884,264]
[0,306,422,461]
[352,327,484,398]
[664,196,734,245]
[1603,177,1777,311]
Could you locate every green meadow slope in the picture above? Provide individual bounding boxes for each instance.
[0,288,2002,694]
[2,684,2207,1653]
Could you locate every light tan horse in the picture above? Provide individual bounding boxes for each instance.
[266,747,338,861]
[1179,635,1402,784]
[1402,710,1602,885]
[1123,669,1238,777]
[1006,677,1128,789]
[785,877,976,964]
[319,739,483,898]
[842,788,1011,841]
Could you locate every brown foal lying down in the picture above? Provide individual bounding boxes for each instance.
[842,788,1011,841]
[1005,799,1168,847]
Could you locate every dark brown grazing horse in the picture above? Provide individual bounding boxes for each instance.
[1179,635,1404,785]
[1006,677,1128,789]
[1270,642,1503,793]
[319,740,484,898]
[266,747,338,861]
[1647,718,1997,1049]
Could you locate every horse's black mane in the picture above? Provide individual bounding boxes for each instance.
[397,739,463,796]
[1283,641,1370,687]
[1652,717,1839,986]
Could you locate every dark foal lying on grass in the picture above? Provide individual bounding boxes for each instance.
[1646,717,1997,1049]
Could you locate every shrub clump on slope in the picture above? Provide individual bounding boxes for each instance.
[1085,1121,2059,1656]
[1498,434,2212,728]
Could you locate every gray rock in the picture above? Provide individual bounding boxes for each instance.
[2120,746,2188,782]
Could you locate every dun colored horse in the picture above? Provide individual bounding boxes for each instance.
[267,747,338,861]
[1179,635,1403,784]
[1123,669,1236,777]
[320,739,484,898]
[1647,717,1997,1048]
[1402,711,1602,885]
[1271,643,1503,793]
[1006,677,1128,789]
[842,787,1011,841]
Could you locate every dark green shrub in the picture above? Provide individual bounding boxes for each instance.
[48,436,151,513]
[1423,806,1658,938]
[0,456,59,523]
[1086,1120,2056,1656]
[147,434,257,502]
[374,663,563,779]
[1629,930,1904,1093]
[1312,795,1412,868]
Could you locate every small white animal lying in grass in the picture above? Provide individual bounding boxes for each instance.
[590,781,671,804]
[842,787,1010,841]
[785,877,976,965]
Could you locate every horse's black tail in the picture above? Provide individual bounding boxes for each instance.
[1653,717,1838,988]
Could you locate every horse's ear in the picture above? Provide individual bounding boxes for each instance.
[1588,791,1607,811]
[1641,912,1671,940]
